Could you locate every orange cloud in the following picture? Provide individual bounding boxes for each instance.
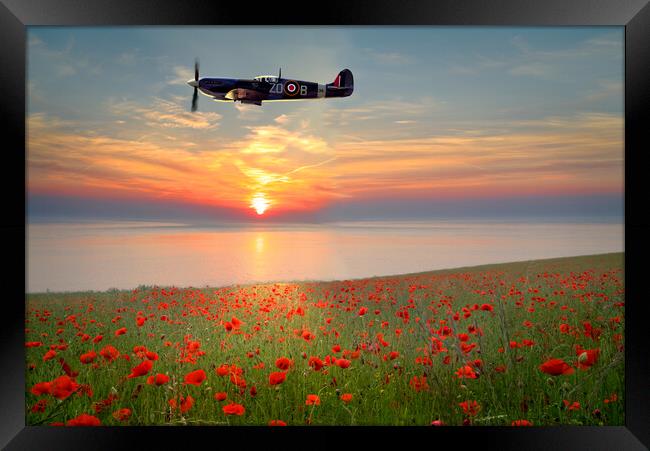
[27,113,339,215]
[27,110,623,216]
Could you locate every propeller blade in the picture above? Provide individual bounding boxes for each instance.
[194,59,200,81]
[278,67,281,80]
[191,87,198,112]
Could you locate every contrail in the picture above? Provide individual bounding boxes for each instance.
[284,157,337,176]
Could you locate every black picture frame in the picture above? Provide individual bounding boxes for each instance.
[2,0,648,449]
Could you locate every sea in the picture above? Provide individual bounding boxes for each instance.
[26,219,624,293]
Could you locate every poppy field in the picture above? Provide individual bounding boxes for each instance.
[25,252,624,426]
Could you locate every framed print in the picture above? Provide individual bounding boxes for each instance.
[1,0,649,449]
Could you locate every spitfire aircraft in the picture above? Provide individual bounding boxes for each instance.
[187,60,353,110]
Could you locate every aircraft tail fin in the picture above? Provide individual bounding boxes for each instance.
[326,69,354,97]
[331,69,353,89]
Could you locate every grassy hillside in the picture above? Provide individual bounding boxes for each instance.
[25,253,624,426]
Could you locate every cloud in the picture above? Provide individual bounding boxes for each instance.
[584,79,623,102]
[322,97,444,129]
[240,125,330,155]
[449,31,622,81]
[328,111,623,199]
[363,48,414,65]
[509,62,551,78]
[274,114,290,124]
[116,51,138,65]
[27,112,339,215]
[28,32,102,77]
[27,98,624,212]
[234,102,264,121]
[109,97,222,130]
[167,66,194,85]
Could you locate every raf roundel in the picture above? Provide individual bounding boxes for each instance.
[284,80,300,96]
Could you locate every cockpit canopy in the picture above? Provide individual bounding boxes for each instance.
[253,75,279,83]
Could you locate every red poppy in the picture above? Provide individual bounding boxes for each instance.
[583,321,602,341]
[269,419,287,426]
[43,350,57,362]
[308,356,324,371]
[563,400,581,411]
[180,395,194,413]
[512,420,533,426]
[92,394,118,414]
[31,399,48,413]
[59,357,79,378]
[604,393,618,404]
[216,364,230,376]
[184,369,207,386]
[114,327,127,337]
[230,373,247,388]
[146,373,169,386]
[458,400,481,416]
[340,393,353,403]
[79,351,97,364]
[112,408,132,422]
[223,402,245,416]
[50,375,80,400]
[358,307,368,316]
[169,395,194,413]
[231,316,242,329]
[576,348,600,370]
[455,365,478,379]
[66,413,101,426]
[539,358,574,376]
[269,371,286,385]
[214,392,227,402]
[409,375,429,392]
[127,359,153,378]
[100,345,120,362]
[336,359,351,369]
[275,357,292,370]
[31,382,51,396]
[305,394,321,406]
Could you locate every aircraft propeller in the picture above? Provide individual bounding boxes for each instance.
[191,58,199,112]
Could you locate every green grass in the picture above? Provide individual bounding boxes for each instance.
[25,252,624,426]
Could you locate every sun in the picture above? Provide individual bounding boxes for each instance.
[250,194,270,215]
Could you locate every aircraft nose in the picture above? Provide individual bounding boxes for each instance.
[187,79,199,88]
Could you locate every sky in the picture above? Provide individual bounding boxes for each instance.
[26,27,624,223]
